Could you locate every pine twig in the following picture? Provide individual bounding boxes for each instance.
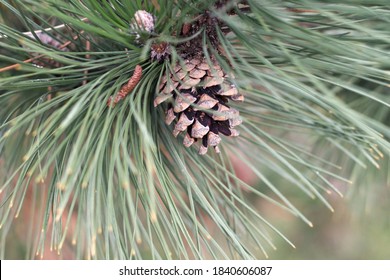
[0,33,83,73]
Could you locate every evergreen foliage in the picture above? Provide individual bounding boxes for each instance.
[0,0,389,259]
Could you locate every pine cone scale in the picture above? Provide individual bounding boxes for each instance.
[191,119,210,138]
[165,108,176,125]
[189,69,206,79]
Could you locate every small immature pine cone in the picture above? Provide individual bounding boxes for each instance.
[130,10,155,33]
[154,56,243,155]
[151,42,171,61]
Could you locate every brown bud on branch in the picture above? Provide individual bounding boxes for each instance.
[107,65,143,107]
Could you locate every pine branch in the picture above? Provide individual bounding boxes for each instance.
[0,0,389,260]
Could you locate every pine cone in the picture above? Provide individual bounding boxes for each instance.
[154,57,243,155]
